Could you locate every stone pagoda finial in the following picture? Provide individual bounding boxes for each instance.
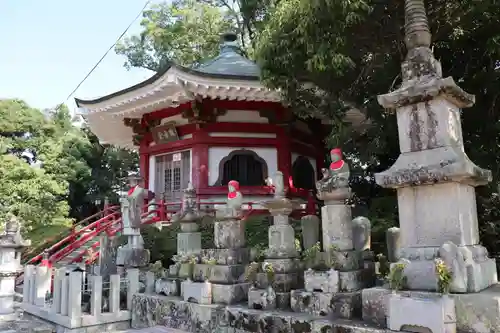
[397,0,442,84]
[404,0,431,51]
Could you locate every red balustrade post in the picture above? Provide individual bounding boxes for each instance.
[69,225,76,244]
[159,199,165,220]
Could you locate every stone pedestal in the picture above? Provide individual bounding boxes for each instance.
[160,221,203,297]
[291,188,368,319]
[387,293,456,333]
[200,215,250,305]
[0,216,30,321]
[301,214,320,250]
[177,221,202,256]
[252,197,301,310]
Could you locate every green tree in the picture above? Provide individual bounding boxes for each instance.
[255,0,500,252]
[0,99,139,250]
[116,0,234,71]
[0,99,73,244]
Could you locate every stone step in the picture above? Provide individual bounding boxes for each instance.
[290,289,362,319]
[131,293,390,333]
[225,305,390,333]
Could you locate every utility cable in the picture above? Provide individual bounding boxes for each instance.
[55,0,151,111]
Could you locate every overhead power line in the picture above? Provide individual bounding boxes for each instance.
[56,0,151,110]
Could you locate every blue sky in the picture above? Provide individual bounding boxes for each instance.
[0,0,156,113]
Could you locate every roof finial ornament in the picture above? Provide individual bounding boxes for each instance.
[400,0,442,82]
[220,32,240,54]
[404,0,431,51]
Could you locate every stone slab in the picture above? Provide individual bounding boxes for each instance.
[155,278,181,297]
[291,289,362,319]
[177,232,201,256]
[387,293,456,333]
[131,293,392,333]
[116,248,150,268]
[321,204,353,251]
[304,269,339,293]
[339,270,365,292]
[211,283,250,305]
[362,286,500,333]
[181,280,212,305]
[131,294,225,333]
[396,245,498,292]
[255,272,299,292]
[226,305,390,333]
[262,258,298,273]
[247,288,276,311]
[192,264,245,284]
[201,248,250,265]
[214,219,246,249]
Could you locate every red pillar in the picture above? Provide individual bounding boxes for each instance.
[139,135,151,190]
[139,152,150,189]
[277,128,292,183]
[192,129,209,191]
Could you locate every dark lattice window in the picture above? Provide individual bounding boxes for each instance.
[221,153,266,186]
[292,156,315,190]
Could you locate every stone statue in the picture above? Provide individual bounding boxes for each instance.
[120,176,154,230]
[265,172,286,198]
[352,216,371,252]
[438,241,468,292]
[227,180,243,211]
[171,182,198,222]
[316,148,350,194]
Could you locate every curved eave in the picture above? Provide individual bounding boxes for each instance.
[75,63,261,107]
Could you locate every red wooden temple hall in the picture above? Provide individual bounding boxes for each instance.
[75,33,363,204]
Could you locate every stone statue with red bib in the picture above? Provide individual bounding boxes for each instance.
[316,148,350,194]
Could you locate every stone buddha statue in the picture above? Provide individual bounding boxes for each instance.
[316,148,350,194]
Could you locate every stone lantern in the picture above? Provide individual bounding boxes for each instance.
[0,215,30,320]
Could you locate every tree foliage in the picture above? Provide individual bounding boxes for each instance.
[116,0,500,254]
[255,0,500,250]
[115,0,234,71]
[0,99,138,246]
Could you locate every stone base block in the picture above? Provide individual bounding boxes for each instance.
[131,293,391,333]
[212,283,250,305]
[225,304,386,333]
[214,218,246,249]
[275,291,291,310]
[291,289,362,319]
[201,248,250,265]
[362,286,500,333]
[155,278,181,296]
[181,280,212,305]
[178,263,194,279]
[131,294,225,333]
[331,250,362,271]
[116,247,150,268]
[304,268,339,293]
[177,232,201,255]
[248,287,276,310]
[263,258,299,273]
[339,269,364,292]
[192,263,245,283]
[387,293,456,333]
[398,245,498,292]
[255,272,299,292]
[362,261,376,288]
[168,263,180,277]
[266,223,299,259]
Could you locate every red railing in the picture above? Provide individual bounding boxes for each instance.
[22,205,121,265]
